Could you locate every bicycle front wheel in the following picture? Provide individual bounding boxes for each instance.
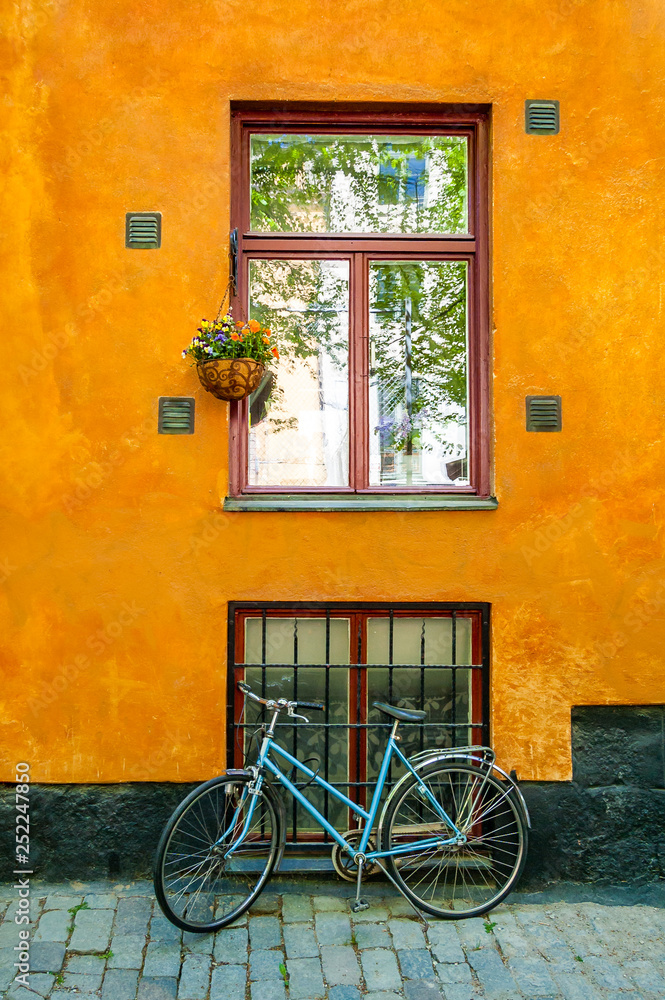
[382,762,528,919]
[154,774,282,932]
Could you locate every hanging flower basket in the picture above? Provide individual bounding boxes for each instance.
[196,357,265,401]
[182,279,279,402]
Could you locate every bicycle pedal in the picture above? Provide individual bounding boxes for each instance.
[350,898,370,913]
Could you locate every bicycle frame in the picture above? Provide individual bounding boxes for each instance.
[223,720,464,864]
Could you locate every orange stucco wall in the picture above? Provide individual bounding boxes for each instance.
[2,0,665,784]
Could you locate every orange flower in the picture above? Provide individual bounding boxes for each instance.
[271,346,279,358]
[248,319,261,333]
[231,332,240,341]
[264,328,271,336]
[262,336,270,344]
[235,320,244,328]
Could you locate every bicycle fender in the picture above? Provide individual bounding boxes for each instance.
[221,769,287,869]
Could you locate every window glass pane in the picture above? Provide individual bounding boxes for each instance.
[369,261,468,487]
[244,617,350,832]
[248,259,349,487]
[250,134,468,234]
[367,617,473,770]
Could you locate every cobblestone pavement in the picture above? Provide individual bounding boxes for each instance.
[1,880,664,1000]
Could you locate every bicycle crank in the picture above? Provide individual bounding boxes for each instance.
[331,830,380,881]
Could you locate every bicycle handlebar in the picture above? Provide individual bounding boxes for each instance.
[238,681,324,713]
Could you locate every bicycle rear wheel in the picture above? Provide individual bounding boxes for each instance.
[154,774,282,932]
[382,761,528,918]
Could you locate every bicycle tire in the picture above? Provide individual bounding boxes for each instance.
[154,773,283,932]
[382,761,528,919]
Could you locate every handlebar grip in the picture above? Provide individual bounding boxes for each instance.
[297,701,325,711]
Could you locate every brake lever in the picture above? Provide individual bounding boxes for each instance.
[287,703,309,724]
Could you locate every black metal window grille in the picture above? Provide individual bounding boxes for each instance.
[228,602,490,851]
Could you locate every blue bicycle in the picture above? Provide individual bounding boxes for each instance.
[154,681,529,932]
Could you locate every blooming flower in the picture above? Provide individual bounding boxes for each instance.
[248,319,261,334]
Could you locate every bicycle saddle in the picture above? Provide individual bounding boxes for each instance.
[373,702,426,723]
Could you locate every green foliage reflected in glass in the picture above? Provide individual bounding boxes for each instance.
[250,133,468,234]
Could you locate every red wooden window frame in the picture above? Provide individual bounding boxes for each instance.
[229,103,491,498]
[228,602,489,844]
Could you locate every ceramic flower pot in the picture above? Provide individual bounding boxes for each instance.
[196,358,265,401]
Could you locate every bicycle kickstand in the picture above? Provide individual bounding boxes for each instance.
[350,856,370,913]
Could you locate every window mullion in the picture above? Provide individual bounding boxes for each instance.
[349,253,368,491]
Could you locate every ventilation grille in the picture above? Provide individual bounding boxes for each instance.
[158,397,195,434]
[126,212,161,249]
[526,396,562,432]
[525,100,560,135]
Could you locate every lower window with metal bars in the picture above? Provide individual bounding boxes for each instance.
[228,602,490,860]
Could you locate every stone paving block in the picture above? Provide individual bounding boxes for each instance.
[212,924,248,962]
[353,921,391,948]
[545,905,605,958]
[210,963,246,999]
[150,914,183,944]
[388,896,417,917]
[60,971,104,991]
[320,944,362,985]
[65,953,108,974]
[283,922,319,958]
[249,914,282,949]
[137,976,178,1000]
[0,960,16,992]
[353,905,390,922]
[282,894,313,923]
[29,940,67,972]
[360,947,402,992]
[427,923,466,964]
[466,946,519,1000]
[85,892,119,908]
[506,954,558,996]
[69,906,115,952]
[0,920,21,947]
[286,955,325,999]
[116,896,152,935]
[624,958,665,994]
[34,907,70,941]
[44,893,83,910]
[389,918,427,950]
[108,933,146,968]
[439,986,483,1000]
[435,960,472,984]
[249,947,285,980]
[178,952,211,999]
[182,929,215,954]
[585,954,636,990]
[252,893,281,914]
[315,910,352,945]
[553,971,603,1000]
[398,948,435,979]
[102,967,140,1000]
[144,941,182,978]
[12,973,55,997]
[214,895,248,923]
[403,981,444,1000]
[250,981,287,1000]
[328,987,362,1000]
[455,916,496,952]
[312,895,347,912]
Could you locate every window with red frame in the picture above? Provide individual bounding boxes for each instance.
[228,603,489,847]
[229,105,490,498]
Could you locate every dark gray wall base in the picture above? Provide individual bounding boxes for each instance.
[0,782,198,883]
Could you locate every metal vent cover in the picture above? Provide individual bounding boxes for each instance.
[126,212,162,248]
[526,395,562,432]
[158,397,195,434]
[525,100,560,135]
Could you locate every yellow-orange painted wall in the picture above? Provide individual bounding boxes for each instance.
[2,0,665,784]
